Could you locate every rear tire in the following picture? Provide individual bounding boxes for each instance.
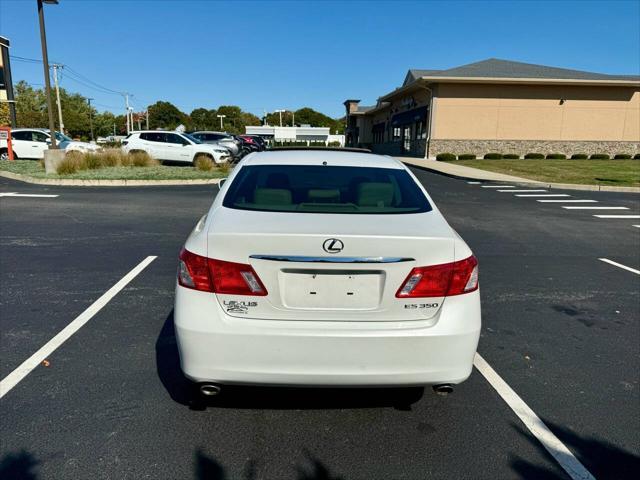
[0,148,17,161]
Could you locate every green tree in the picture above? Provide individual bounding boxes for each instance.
[188,108,218,131]
[148,101,186,130]
[14,81,48,128]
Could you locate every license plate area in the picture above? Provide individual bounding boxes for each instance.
[281,269,384,310]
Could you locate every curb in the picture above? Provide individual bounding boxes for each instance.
[402,162,640,193]
[0,170,223,187]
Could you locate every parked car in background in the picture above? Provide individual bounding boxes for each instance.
[239,135,266,151]
[0,128,101,160]
[122,131,231,164]
[235,135,261,156]
[175,149,481,397]
[190,131,240,158]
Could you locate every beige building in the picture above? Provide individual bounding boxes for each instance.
[344,58,640,158]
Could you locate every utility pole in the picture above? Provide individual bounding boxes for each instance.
[52,63,64,134]
[113,123,116,136]
[292,111,295,127]
[275,109,285,127]
[124,93,130,134]
[145,110,149,129]
[37,0,58,148]
[217,114,226,130]
[87,97,94,141]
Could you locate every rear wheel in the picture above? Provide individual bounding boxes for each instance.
[0,148,17,161]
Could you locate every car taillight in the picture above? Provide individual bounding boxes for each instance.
[396,255,478,298]
[178,248,267,295]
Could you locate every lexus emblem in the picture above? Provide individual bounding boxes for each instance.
[323,238,344,254]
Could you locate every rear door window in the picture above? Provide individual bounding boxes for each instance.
[141,132,166,143]
[223,165,431,214]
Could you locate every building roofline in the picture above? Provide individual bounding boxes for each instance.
[417,76,640,87]
[374,76,640,103]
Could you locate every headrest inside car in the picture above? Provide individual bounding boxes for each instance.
[356,182,394,207]
[254,188,292,205]
[307,189,341,203]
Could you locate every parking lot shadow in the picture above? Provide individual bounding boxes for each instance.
[510,420,640,480]
[194,449,344,480]
[156,311,424,410]
[0,450,40,480]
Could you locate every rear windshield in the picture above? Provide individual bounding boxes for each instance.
[222,165,431,214]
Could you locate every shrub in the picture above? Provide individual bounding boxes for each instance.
[570,153,588,159]
[484,153,502,159]
[634,153,640,160]
[56,156,81,175]
[589,153,610,160]
[83,152,103,170]
[100,149,123,167]
[546,153,566,159]
[217,161,232,174]
[327,141,341,147]
[436,153,456,161]
[457,154,476,160]
[503,153,520,159]
[194,155,214,171]
[129,150,156,167]
[524,153,544,159]
[613,154,632,159]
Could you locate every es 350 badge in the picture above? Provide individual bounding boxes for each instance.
[223,300,257,314]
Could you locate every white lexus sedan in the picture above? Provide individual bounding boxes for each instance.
[174,149,481,397]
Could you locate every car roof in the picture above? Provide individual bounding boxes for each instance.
[241,149,404,169]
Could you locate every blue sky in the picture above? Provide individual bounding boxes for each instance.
[1,0,638,118]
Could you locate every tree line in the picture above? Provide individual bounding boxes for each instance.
[0,81,345,140]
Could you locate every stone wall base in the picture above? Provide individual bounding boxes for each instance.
[429,139,640,158]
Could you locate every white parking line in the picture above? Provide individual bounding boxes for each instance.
[516,194,571,197]
[497,189,547,193]
[562,206,629,210]
[467,181,482,184]
[474,353,595,480]
[0,256,157,399]
[633,225,640,228]
[0,192,59,198]
[593,215,640,219]
[598,258,640,275]
[537,200,597,203]
[481,185,515,188]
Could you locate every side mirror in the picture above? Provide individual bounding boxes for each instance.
[219,178,227,187]
[46,138,52,144]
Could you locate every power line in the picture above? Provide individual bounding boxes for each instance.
[10,54,125,96]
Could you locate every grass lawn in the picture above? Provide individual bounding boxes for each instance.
[447,159,640,187]
[0,159,228,180]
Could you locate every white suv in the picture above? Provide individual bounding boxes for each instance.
[0,128,101,160]
[175,149,481,398]
[122,131,230,164]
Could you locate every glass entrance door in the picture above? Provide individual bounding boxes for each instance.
[402,126,411,154]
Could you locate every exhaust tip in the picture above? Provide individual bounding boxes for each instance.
[199,383,221,396]
[432,384,454,396]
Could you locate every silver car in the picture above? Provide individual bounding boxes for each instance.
[190,131,240,158]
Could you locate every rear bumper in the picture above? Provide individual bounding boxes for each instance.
[174,285,481,386]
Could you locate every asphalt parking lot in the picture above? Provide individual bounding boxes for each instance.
[1,167,638,480]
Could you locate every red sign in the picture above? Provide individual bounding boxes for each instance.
[0,126,13,161]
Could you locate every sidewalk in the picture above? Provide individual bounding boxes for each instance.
[395,157,640,193]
